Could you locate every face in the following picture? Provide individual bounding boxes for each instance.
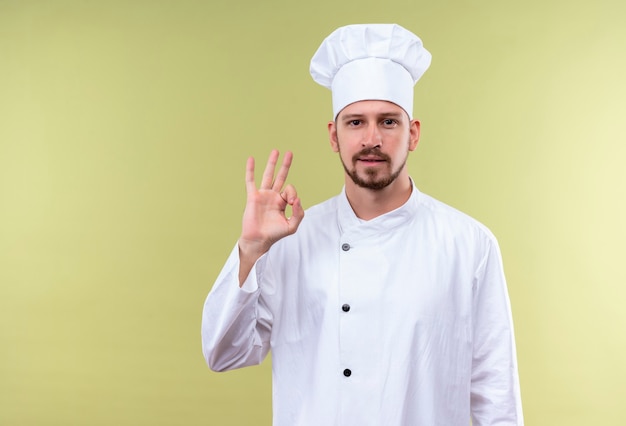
[328,100,420,191]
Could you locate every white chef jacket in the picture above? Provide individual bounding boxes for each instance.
[202,183,523,426]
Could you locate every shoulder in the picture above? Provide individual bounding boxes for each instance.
[415,190,498,244]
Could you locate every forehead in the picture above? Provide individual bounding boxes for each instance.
[337,100,407,119]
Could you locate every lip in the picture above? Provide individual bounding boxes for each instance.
[357,157,386,165]
[358,156,386,162]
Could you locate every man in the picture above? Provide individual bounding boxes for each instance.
[202,24,523,425]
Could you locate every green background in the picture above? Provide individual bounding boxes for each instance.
[1,0,625,424]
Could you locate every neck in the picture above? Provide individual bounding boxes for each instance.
[344,172,413,221]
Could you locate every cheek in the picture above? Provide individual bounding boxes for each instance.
[335,142,354,163]
[336,132,357,147]
[332,132,348,153]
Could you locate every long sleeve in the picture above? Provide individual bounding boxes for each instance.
[470,237,524,425]
[201,244,273,372]
[200,189,524,425]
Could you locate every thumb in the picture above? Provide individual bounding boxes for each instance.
[287,198,305,235]
[281,184,298,204]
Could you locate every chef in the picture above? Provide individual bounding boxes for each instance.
[202,23,523,426]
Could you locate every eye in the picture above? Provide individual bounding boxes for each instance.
[382,118,397,127]
[348,119,362,126]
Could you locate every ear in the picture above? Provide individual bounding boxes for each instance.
[328,121,339,152]
[408,119,420,151]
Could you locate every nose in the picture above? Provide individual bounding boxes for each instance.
[362,123,382,148]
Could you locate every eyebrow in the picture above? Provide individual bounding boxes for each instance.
[340,112,405,121]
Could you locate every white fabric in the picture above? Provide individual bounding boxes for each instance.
[202,184,524,426]
[310,24,432,119]
[330,58,414,122]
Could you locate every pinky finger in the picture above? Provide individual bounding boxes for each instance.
[245,156,256,193]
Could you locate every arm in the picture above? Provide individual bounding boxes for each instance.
[470,237,524,425]
[201,244,271,371]
[201,150,304,371]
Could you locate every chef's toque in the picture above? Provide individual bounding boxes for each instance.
[310,23,431,119]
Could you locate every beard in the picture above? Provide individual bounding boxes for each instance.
[339,145,408,191]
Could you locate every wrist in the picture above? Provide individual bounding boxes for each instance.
[238,238,271,260]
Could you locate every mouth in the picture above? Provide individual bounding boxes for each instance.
[352,148,390,166]
[357,156,386,165]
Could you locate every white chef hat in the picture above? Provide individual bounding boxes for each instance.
[310,23,431,119]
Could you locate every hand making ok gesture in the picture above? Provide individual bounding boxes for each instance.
[237,150,304,285]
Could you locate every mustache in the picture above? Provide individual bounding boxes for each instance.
[351,148,391,163]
